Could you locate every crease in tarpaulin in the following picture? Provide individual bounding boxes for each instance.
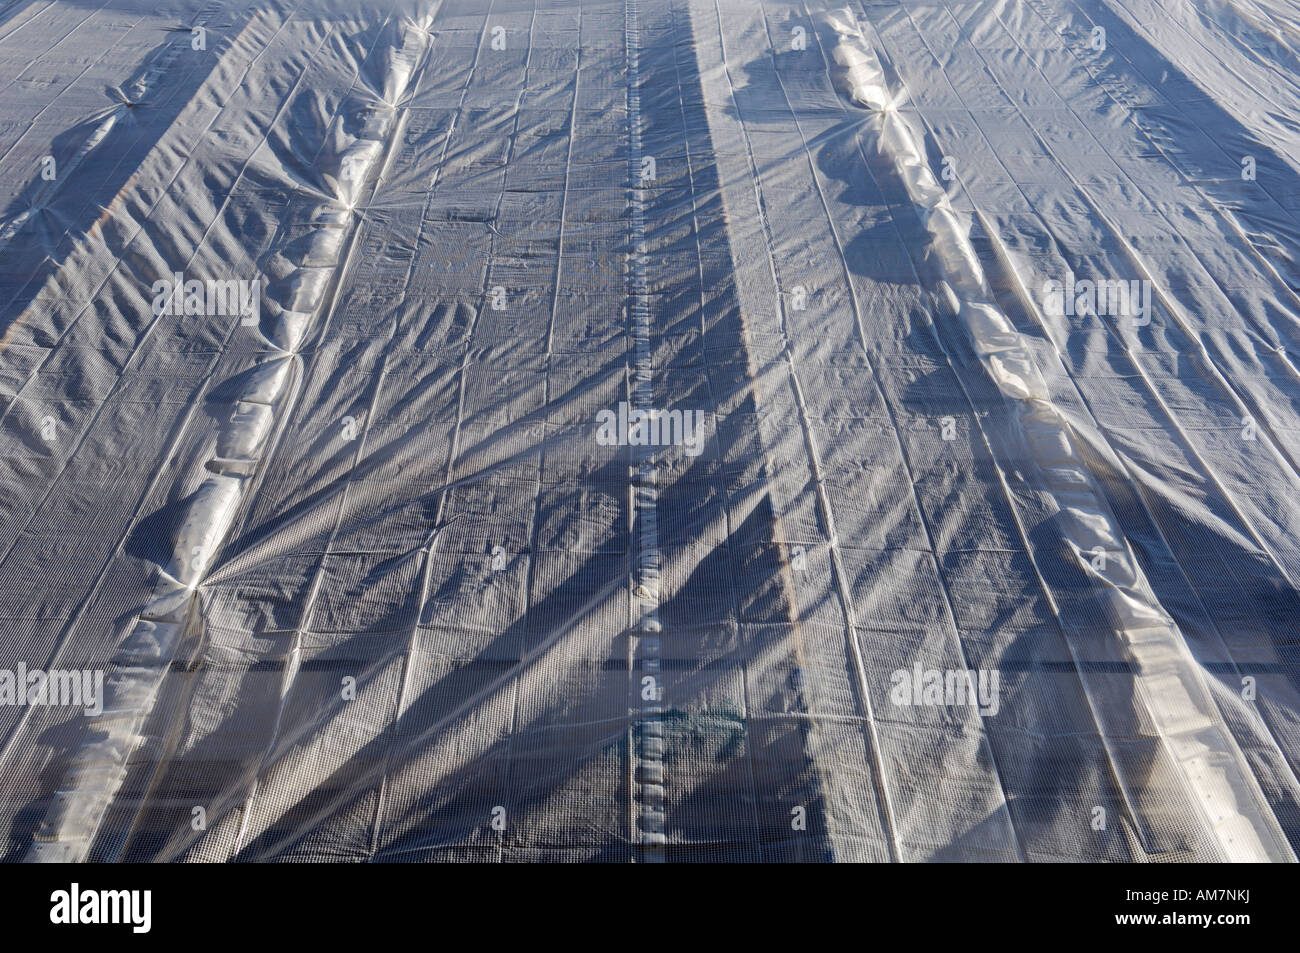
[0,3,342,842]
[884,0,1300,829]
[0,1,296,860]
[818,2,1294,861]
[0,14,217,254]
[936,0,1300,822]
[0,0,242,270]
[23,1,444,863]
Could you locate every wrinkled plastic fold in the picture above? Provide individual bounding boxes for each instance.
[0,0,1298,862]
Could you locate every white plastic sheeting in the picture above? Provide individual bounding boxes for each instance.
[0,0,1297,862]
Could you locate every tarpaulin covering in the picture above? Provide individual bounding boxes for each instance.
[1,0,1299,862]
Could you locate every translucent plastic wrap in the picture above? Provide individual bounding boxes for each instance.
[1,0,1299,862]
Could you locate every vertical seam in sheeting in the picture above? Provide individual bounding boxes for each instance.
[625,0,668,863]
